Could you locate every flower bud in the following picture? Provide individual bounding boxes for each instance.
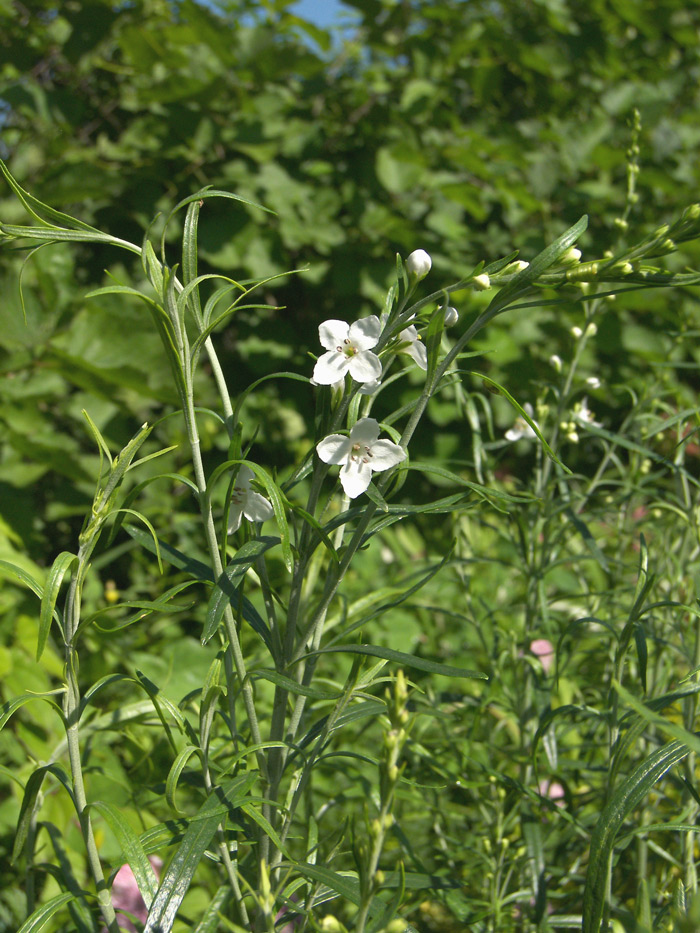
[560,247,581,265]
[586,322,597,337]
[442,305,459,327]
[683,204,700,221]
[405,249,432,280]
[473,273,491,290]
[570,326,583,339]
[586,376,601,389]
[321,917,343,932]
[549,354,562,372]
[384,921,407,933]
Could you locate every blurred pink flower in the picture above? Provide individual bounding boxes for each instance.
[529,638,555,674]
[107,857,162,932]
[538,779,565,807]
[275,893,302,932]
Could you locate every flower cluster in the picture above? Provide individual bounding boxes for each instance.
[233,249,433,527]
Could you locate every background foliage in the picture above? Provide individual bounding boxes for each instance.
[2,1,700,930]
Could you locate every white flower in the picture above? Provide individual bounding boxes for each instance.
[585,376,601,389]
[573,397,601,428]
[398,324,427,370]
[473,273,491,290]
[442,305,459,327]
[505,403,537,442]
[312,317,382,386]
[406,249,432,280]
[316,417,406,499]
[227,466,275,534]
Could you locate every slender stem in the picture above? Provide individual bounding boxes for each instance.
[62,553,120,933]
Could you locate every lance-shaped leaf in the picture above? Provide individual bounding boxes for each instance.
[144,774,256,933]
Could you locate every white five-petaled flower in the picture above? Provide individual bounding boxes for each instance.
[313,317,382,386]
[227,466,275,534]
[316,418,406,499]
[505,403,537,442]
[398,324,427,370]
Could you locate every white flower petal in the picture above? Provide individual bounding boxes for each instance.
[505,427,523,442]
[408,340,427,370]
[348,316,381,350]
[316,434,352,464]
[313,351,350,385]
[244,492,275,523]
[319,320,350,350]
[339,458,373,498]
[236,465,255,487]
[349,418,381,446]
[358,378,381,395]
[367,439,406,471]
[348,350,382,383]
[227,506,244,535]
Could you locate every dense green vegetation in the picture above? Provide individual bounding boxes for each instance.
[2,1,700,931]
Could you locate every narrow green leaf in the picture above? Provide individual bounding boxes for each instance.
[89,800,159,908]
[16,892,76,933]
[475,373,569,472]
[143,240,164,294]
[125,524,213,582]
[582,737,692,933]
[165,745,200,815]
[613,680,700,757]
[107,473,198,546]
[203,537,278,646]
[489,214,589,309]
[308,644,488,680]
[191,885,231,932]
[252,668,341,700]
[292,863,361,905]
[144,775,256,933]
[81,409,113,465]
[240,802,291,859]
[38,551,76,659]
[1,690,65,732]
[13,764,74,861]
[0,559,44,600]
[0,157,101,231]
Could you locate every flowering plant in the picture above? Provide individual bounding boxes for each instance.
[2,154,700,933]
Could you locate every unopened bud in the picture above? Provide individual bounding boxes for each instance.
[384,921,407,933]
[321,917,343,932]
[560,247,581,265]
[614,218,628,231]
[570,326,583,339]
[473,273,491,290]
[406,249,432,280]
[549,354,562,372]
[375,870,386,885]
[586,322,597,336]
[683,204,700,221]
[442,305,459,327]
